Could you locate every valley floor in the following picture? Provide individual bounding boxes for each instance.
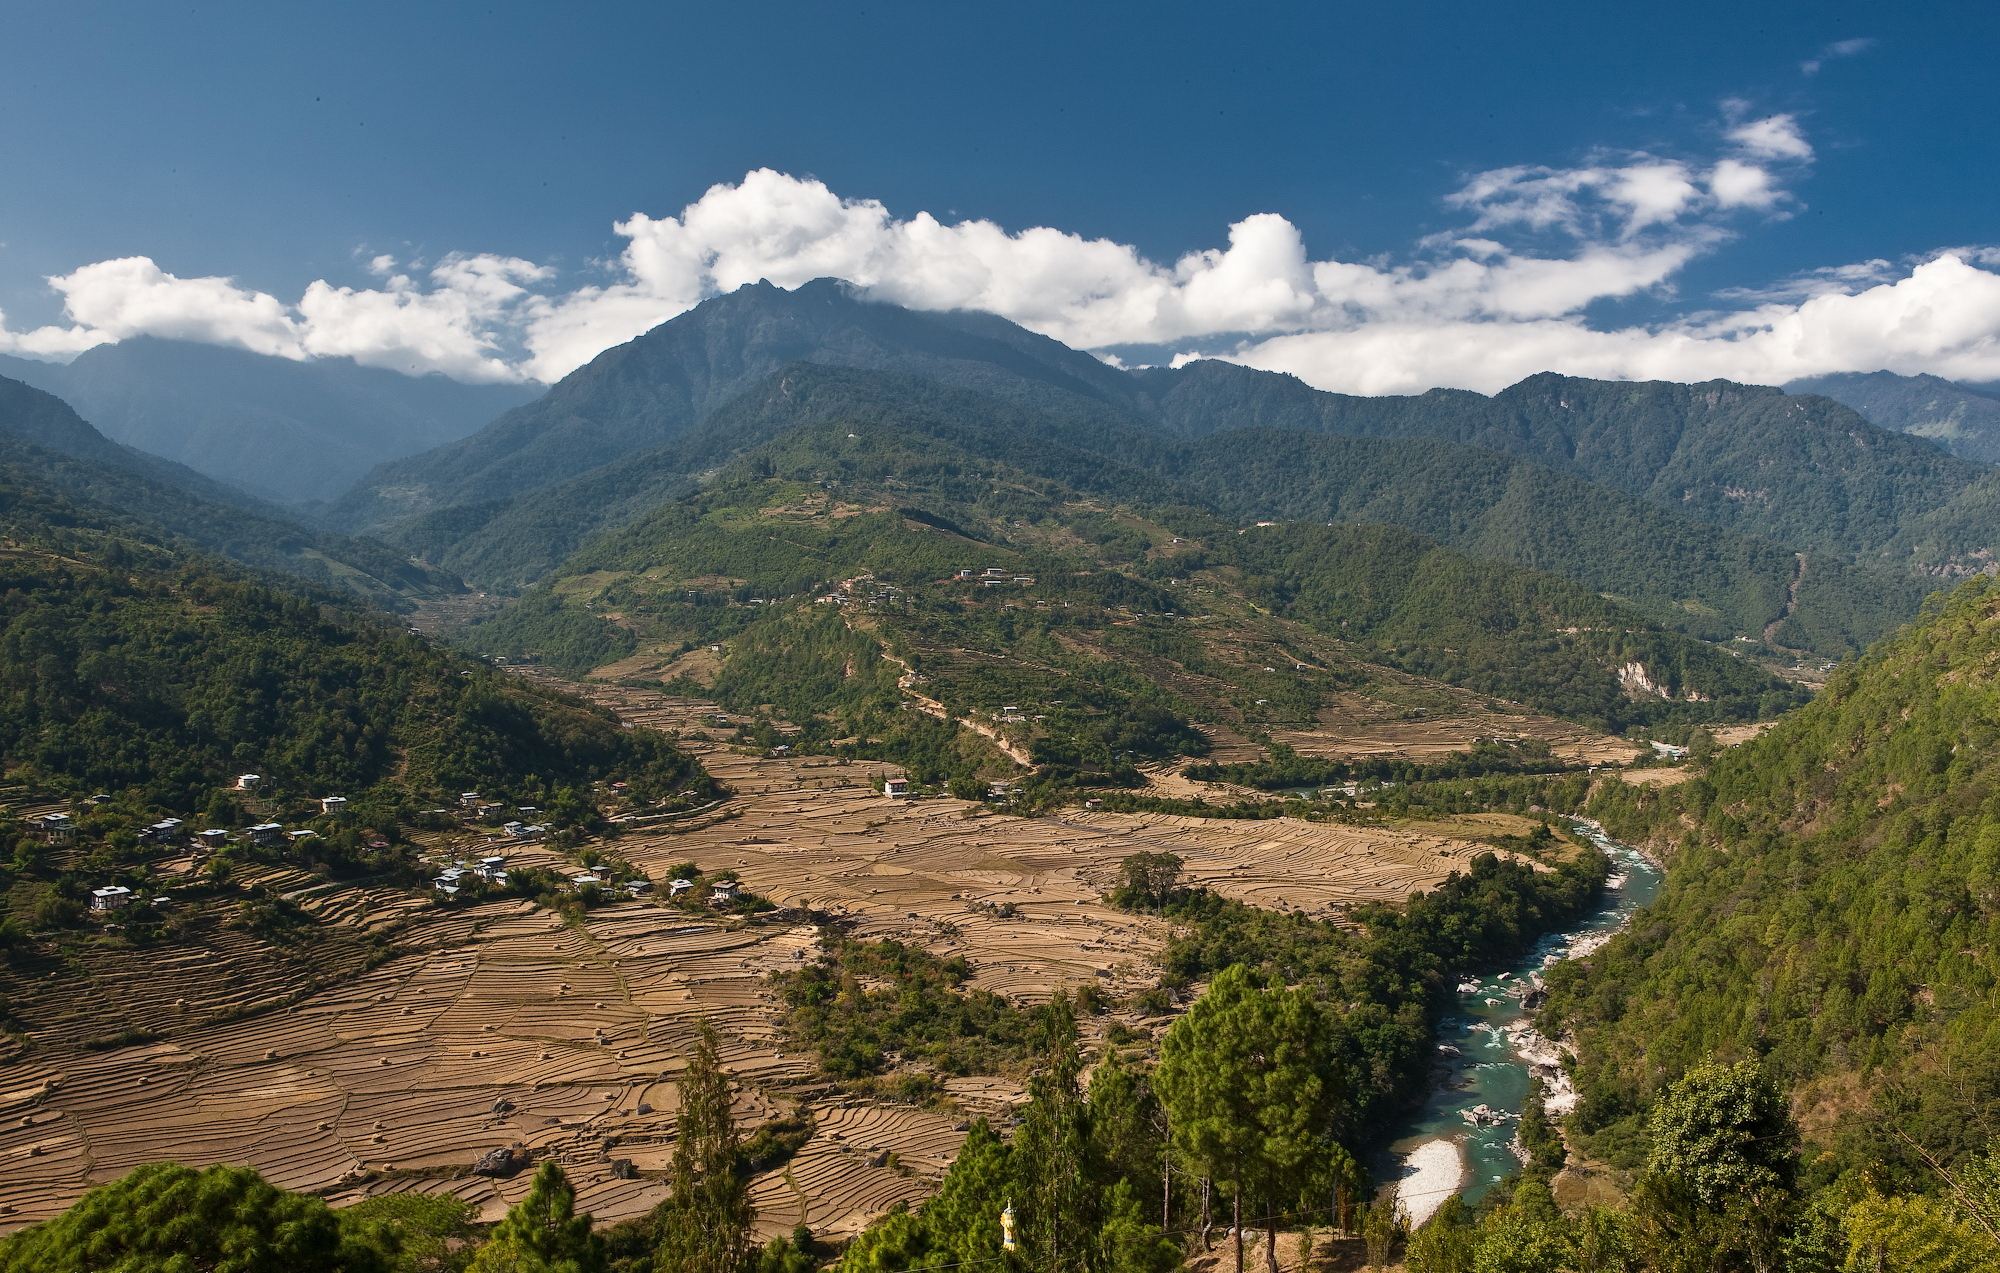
[0,675,1590,1239]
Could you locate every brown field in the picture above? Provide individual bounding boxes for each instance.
[0,678,1538,1239]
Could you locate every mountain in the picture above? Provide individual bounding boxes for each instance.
[330,282,2000,602]
[392,363,1927,657]
[0,375,460,609]
[464,414,1802,769]
[326,279,1153,532]
[1786,369,2000,465]
[0,340,533,505]
[1135,360,1999,565]
[1554,575,2000,1182]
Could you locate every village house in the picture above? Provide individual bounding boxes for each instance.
[883,777,910,798]
[236,774,261,791]
[475,856,508,880]
[319,795,348,815]
[668,878,695,899]
[459,792,481,809]
[569,873,601,892]
[286,830,317,846]
[623,879,653,897]
[34,814,75,845]
[196,829,230,849]
[143,819,185,845]
[90,886,134,912]
[708,879,741,906]
[246,823,284,848]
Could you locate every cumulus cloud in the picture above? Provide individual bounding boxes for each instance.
[9,106,2000,398]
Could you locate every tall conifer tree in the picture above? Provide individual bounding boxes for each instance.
[651,1021,755,1273]
[1013,992,1096,1273]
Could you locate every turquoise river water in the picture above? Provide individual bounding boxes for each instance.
[1378,820,1663,1224]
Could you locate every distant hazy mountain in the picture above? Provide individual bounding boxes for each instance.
[1784,370,2000,464]
[0,375,460,608]
[0,338,533,505]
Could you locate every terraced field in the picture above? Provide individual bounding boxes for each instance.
[0,677,1523,1239]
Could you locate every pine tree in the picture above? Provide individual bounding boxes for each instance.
[1086,1055,1166,1220]
[1013,992,1097,1273]
[906,1120,1014,1269]
[0,1162,386,1273]
[468,1161,604,1273]
[1156,965,1337,1273]
[651,1021,755,1273]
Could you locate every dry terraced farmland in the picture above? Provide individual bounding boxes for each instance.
[0,680,1541,1239]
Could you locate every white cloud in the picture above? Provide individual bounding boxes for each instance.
[1726,114,1813,162]
[10,104,2000,401]
[1802,37,1876,76]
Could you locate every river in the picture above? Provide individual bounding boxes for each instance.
[1380,820,1663,1226]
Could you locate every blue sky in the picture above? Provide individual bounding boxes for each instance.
[3,0,1996,392]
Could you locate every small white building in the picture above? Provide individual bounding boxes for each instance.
[460,792,481,809]
[475,856,508,880]
[246,823,284,848]
[708,880,741,906]
[197,829,230,848]
[570,873,601,891]
[624,880,653,897]
[34,814,75,845]
[668,878,695,898]
[319,795,348,815]
[145,819,185,845]
[90,886,134,912]
[236,774,262,791]
[286,829,318,845]
[883,777,910,798]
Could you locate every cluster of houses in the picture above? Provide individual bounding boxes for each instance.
[954,567,1036,586]
[432,853,514,896]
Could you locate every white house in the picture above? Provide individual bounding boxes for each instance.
[90,886,134,912]
[708,880,741,906]
[668,878,695,898]
[883,777,910,798]
[319,796,348,815]
[246,823,284,848]
[236,774,261,791]
[197,829,230,849]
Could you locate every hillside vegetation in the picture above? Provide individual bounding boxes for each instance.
[0,470,706,813]
[464,419,1799,798]
[1551,577,2000,1185]
[0,376,461,609]
[416,363,1924,660]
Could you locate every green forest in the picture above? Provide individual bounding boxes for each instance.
[462,419,1803,802]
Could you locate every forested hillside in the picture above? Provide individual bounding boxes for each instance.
[1552,577,2000,1186]
[0,376,460,609]
[402,362,1923,658]
[465,418,1797,799]
[1137,361,2000,569]
[0,469,707,812]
